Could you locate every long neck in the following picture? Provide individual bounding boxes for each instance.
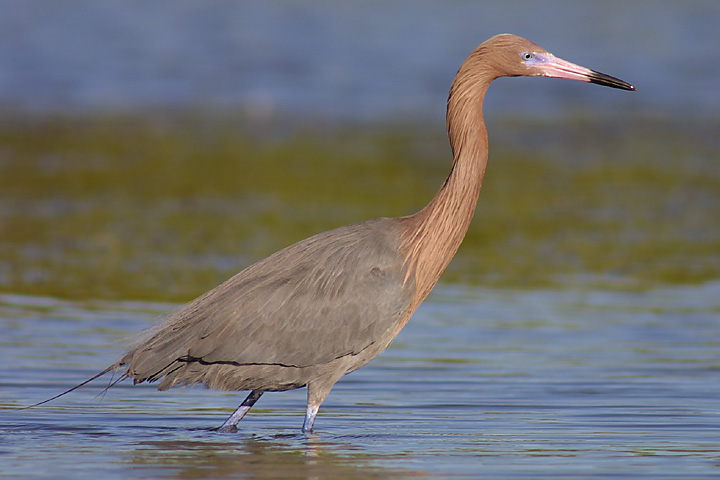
[400,64,492,308]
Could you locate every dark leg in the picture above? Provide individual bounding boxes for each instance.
[216,390,263,433]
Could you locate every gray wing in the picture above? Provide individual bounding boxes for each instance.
[126,217,415,381]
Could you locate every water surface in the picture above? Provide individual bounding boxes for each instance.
[2,284,719,479]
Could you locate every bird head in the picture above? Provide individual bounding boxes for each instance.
[481,34,635,91]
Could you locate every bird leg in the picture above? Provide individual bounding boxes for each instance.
[216,390,263,433]
[303,376,341,433]
[302,404,320,434]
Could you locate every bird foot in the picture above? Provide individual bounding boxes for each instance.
[215,424,238,433]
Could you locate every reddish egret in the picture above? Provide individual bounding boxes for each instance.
[35,34,634,432]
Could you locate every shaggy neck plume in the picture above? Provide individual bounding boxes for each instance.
[400,49,494,311]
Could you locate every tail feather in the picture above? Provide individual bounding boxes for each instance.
[20,361,125,410]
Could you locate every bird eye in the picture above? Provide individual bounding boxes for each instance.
[521,52,534,61]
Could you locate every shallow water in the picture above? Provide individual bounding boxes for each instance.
[2,284,719,479]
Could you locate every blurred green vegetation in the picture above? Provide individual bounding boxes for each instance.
[0,112,718,301]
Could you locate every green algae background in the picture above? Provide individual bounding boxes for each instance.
[1,113,718,301]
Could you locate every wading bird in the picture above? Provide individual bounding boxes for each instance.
[34,34,634,433]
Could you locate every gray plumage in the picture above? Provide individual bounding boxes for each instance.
[122,218,414,395]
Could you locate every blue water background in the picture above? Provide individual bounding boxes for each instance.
[0,0,717,121]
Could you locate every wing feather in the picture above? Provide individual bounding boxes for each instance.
[126,218,414,381]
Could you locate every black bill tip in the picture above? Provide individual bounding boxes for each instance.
[588,70,636,91]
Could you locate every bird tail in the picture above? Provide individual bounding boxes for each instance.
[19,361,126,410]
